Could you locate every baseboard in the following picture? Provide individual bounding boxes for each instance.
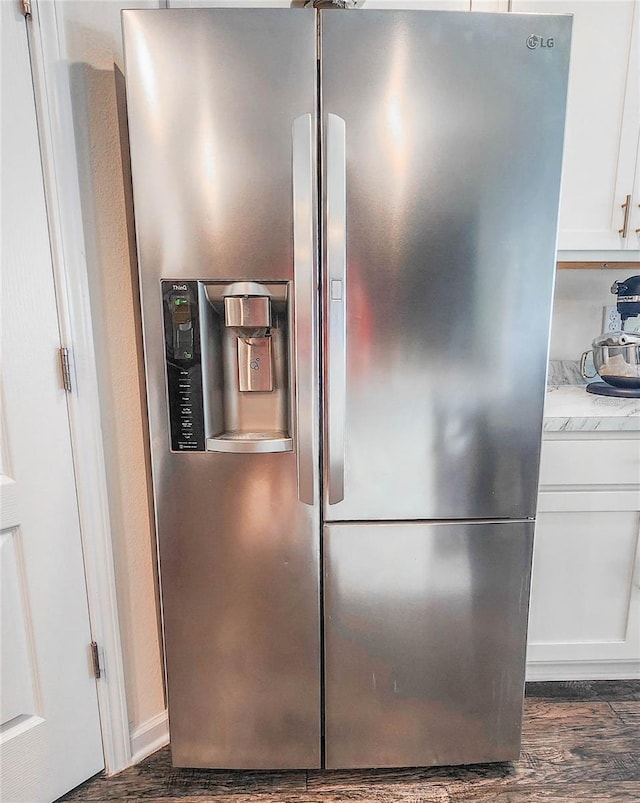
[526,659,640,682]
[129,710,169,766]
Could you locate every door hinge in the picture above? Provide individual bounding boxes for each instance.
[59,347,72,392]
[20,0,32,17]
[90,641,102,679]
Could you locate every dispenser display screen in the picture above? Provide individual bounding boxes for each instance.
[161,280,205,451]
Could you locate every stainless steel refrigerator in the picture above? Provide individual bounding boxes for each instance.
[123,7,571,770]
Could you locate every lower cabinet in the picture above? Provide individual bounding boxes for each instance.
[527,433,640,680]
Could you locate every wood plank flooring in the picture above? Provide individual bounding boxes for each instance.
[59,681,640,802]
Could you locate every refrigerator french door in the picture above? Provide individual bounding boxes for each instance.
[123,8,570,770]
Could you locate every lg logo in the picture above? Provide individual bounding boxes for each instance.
[527,34,555,49]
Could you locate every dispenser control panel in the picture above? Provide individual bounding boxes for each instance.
[161,280,205,451]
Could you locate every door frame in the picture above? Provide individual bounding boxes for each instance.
[25,1,132,774]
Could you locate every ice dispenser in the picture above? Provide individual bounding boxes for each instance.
[160,280,293,454]
[224,292,273,392]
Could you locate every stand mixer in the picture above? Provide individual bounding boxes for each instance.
[580,275,640,398]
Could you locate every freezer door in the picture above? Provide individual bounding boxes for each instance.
[324,520,534,768]
[123,9,320,768]
[321,10,571,521]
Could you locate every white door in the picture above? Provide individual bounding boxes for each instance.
[0,3,104,801]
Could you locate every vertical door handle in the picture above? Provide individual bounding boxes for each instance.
[619,194,631,238]
[326,113,346,505]
[293,113,316,506]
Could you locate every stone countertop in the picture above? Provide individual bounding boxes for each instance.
[544,385,640,432]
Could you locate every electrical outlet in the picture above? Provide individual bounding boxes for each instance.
[602,305,621,333]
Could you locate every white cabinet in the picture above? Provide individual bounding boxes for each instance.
[512,0,640,254]
[527,433,640,680]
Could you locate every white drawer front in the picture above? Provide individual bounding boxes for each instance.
[539,439,640,487]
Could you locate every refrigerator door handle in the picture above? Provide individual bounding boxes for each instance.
[293,113,316,506]
[326,113,346,505]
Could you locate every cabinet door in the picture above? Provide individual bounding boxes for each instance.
[513,1,639,251]
[612,0,640,251]
[528,499,640,679]
[630,103,640,252]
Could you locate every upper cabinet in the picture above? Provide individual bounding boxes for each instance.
[511,0,640,253]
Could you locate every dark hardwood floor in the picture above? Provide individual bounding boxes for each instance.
[59,681,640,802]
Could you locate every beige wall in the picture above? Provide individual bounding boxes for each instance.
[59,0,165,733]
